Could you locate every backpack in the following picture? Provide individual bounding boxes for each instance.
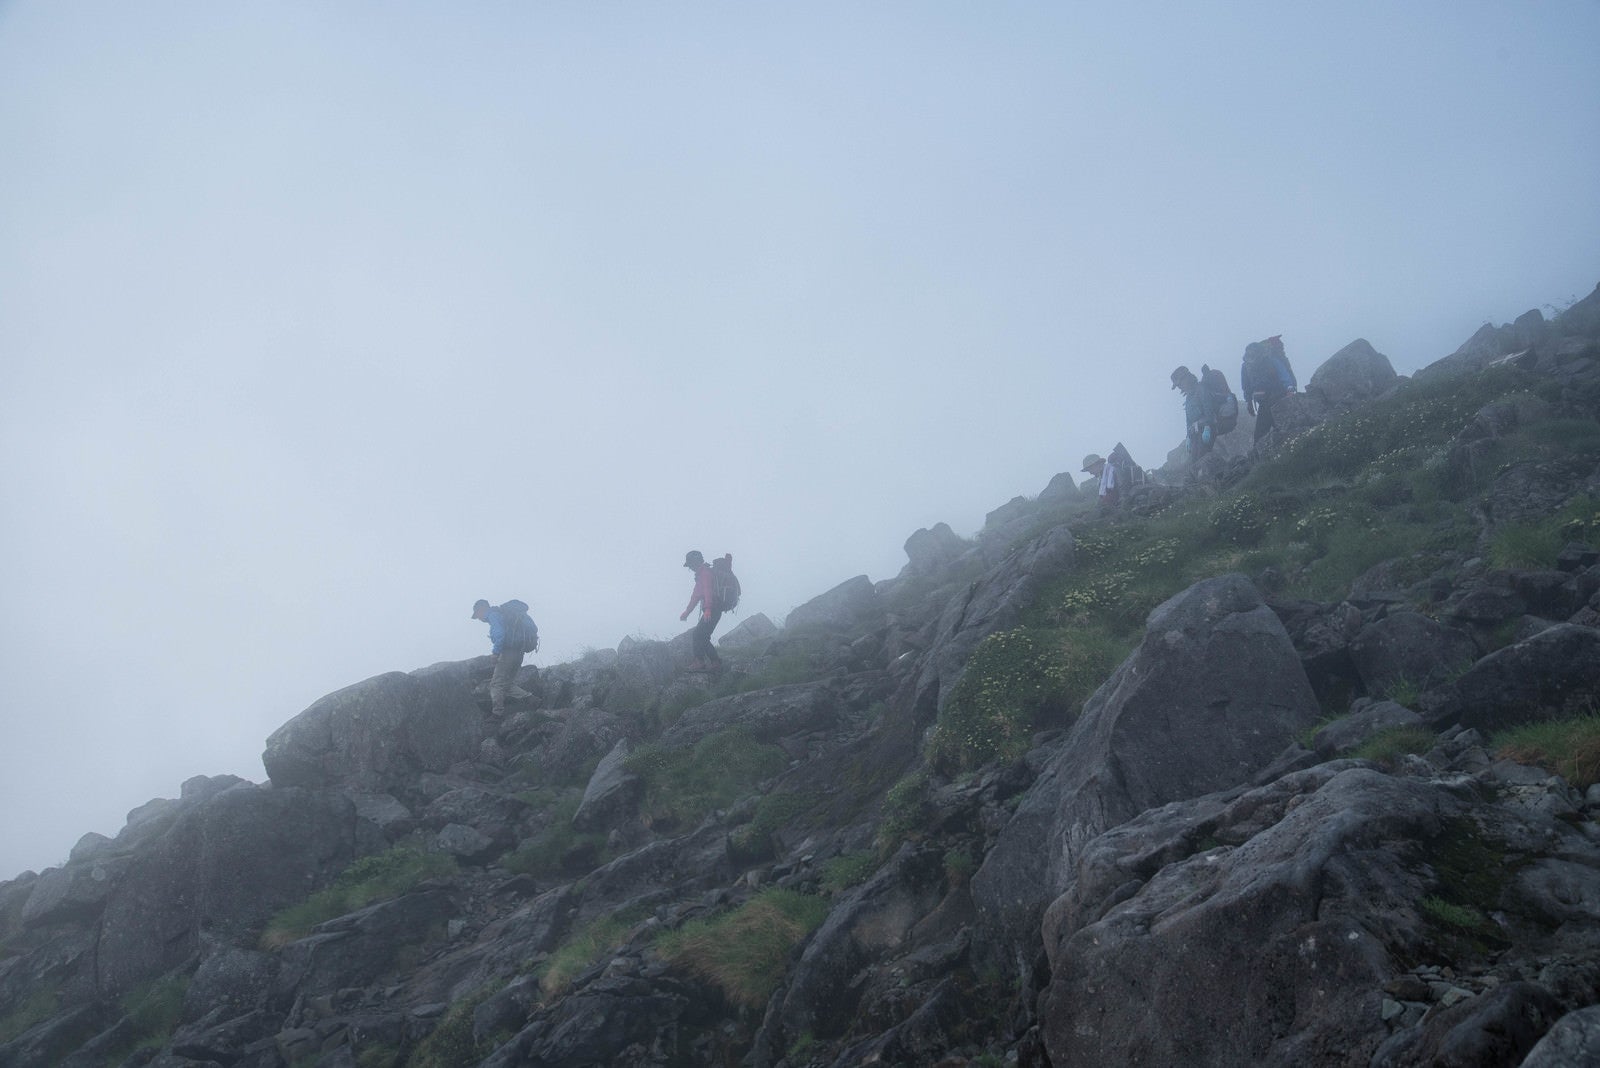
[710,554,741,613]
[500,599,540,653]
[1108,442,1144,487]
[1200,365,1239,435]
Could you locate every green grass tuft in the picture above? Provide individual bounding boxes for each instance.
[819,852,878,895]
[1351,726,1436,767]
[1493,714,1600,788]
[652,888,830,1008]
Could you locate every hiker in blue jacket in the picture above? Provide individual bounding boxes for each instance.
[471,598,539,715]
[1241,335,1298,442]
[1171,365,1218,460]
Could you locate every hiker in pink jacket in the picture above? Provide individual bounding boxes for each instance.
[679,550,724,672]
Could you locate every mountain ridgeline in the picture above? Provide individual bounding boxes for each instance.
[6,284,1600,1067]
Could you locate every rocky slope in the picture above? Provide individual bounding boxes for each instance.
[4,284,1600,1067]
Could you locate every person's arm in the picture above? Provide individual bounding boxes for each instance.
[487,610,505,655]
[681,573,705,620]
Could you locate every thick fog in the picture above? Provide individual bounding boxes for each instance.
[2,2,1596,879]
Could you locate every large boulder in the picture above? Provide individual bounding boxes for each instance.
[784,575,880,632]
[902,522,966,576]
[658,680,838,750]
[1420,623,1600,731]
[262,667,485,798]
[717,612,779,650]
[572,739,643,833]
[95,783,381,998]
[1306,338,1398,411]
[1348,611,1478,695]
[971,573,1320,974]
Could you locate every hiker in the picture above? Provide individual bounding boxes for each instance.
[1241,335,1298,442]
[1171,365,1218,461]
[1082,443,1142,509]
[679,550,739,672]
[471,598,539,715]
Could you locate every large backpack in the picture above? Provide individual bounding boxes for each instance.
[1200,365,1239,435]
[500,599,540,653]
[710,554,741,613]
[1108,442,1144,487]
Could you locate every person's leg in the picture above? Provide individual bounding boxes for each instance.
[1254,394,1276,441]
[704,610,723,666]
[489,650,524,714]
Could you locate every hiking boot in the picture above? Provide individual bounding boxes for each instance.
[686,659,706,672]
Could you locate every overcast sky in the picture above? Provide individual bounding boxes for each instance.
[2,2,1596,879]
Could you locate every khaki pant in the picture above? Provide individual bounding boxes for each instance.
[489,649,528,714]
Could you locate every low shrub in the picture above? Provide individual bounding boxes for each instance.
[876,771,928,852]
[1494,714,1600,789]
[729,792,811,862]
[653,888,830,1008]
[819,852,877,895]
[260,846,457,949]
[1420,895,1485,931]
[927,627,1118,773]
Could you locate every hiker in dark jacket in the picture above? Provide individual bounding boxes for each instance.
[679,550,723,673]
[1171,365,1218,460]
[1241,335,1298,442]
[472,598,538,715]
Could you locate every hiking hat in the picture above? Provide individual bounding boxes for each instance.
[1170,366,1195,390]
[1081,453,1105,472]
[683,550,704,568]
[471,598,490,618]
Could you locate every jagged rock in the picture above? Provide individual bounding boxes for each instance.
[1523,1004,1600,1067]
[983,496,1031,532]
[434,822,495,862]
[902,522,966,576]
[659,680,837,750]
[717,612,778,650]
[261,668,485,798]
[182,943,281,1023]
[0,1003,113,1068]
[530,706,626,785]
[274,889,456,998]
[1306,338,1398,411]
[1419,308,1549,379]
[1271,598,1363,705]
[1311,699,1422,758]
[1485,458,1593,527]
[96,783,382,998]
[420,787,528,854]
[569,824,733,928]
[913,524,1076,725]
[1037,762,1600,1068]
[1370,981,1564,1068]
[1348,610,1478,694]
[573,739,643,832]
[1036,471,1080,504]
[770,845,948,1044]
[484,972,700,1068]
[785,574,880,633]
[972,573,1320,974]
[19,854,132,927]
[170,1007,284,1064]
[1421,623,1600,730]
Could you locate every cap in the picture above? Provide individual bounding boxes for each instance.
[683,550,704,568]
[1081,453,1104,472]
[1170,365,1193,390]
[471,598,490,617]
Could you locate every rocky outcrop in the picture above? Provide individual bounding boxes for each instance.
[784,574,880,632]
[262,667,486,798]
[9,288,1600,1068]
[1307,337,1399,410]
[972,573,1321,973]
